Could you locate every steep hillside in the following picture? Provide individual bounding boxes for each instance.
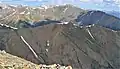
[75,10,120,30]
[0,22,120,69]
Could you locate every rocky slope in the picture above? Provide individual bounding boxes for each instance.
[0,50,72,69]
[0,50,39,69]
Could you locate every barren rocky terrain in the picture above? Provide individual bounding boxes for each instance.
[0,50,72,69]
[0,50,38,69]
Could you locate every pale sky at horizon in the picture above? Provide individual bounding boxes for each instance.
[0,0,120,11]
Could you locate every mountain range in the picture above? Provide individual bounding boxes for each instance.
[0,4,120,69]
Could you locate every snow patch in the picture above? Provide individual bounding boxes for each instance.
[0,23,18,30]
[55,5,59,7]
[63,8,68,13]
[26,7,29,10]
[80,26,83,28]
[12,9,15,11]
[86,28,95,40]
[57,22,69,25]
[41,5,49,9]
[20,11,25,14]
[26,12,30,15]
[32,7,37,9]
[46,49,48,52]
[89,11,94,16]
[112,30,117,32]
[10,5,17,7]
[86,25,92,28]
[92,24,95,26]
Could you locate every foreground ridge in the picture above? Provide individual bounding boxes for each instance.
[0,50,72,69]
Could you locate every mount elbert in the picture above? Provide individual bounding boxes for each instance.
[0,4,120,69]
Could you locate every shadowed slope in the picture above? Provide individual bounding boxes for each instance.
[76,11,120,31]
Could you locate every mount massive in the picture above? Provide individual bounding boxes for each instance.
[0,4,120,69]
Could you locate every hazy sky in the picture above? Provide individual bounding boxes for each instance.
[1,0,120,11]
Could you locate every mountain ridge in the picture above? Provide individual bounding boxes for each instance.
[0,3,120,30]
